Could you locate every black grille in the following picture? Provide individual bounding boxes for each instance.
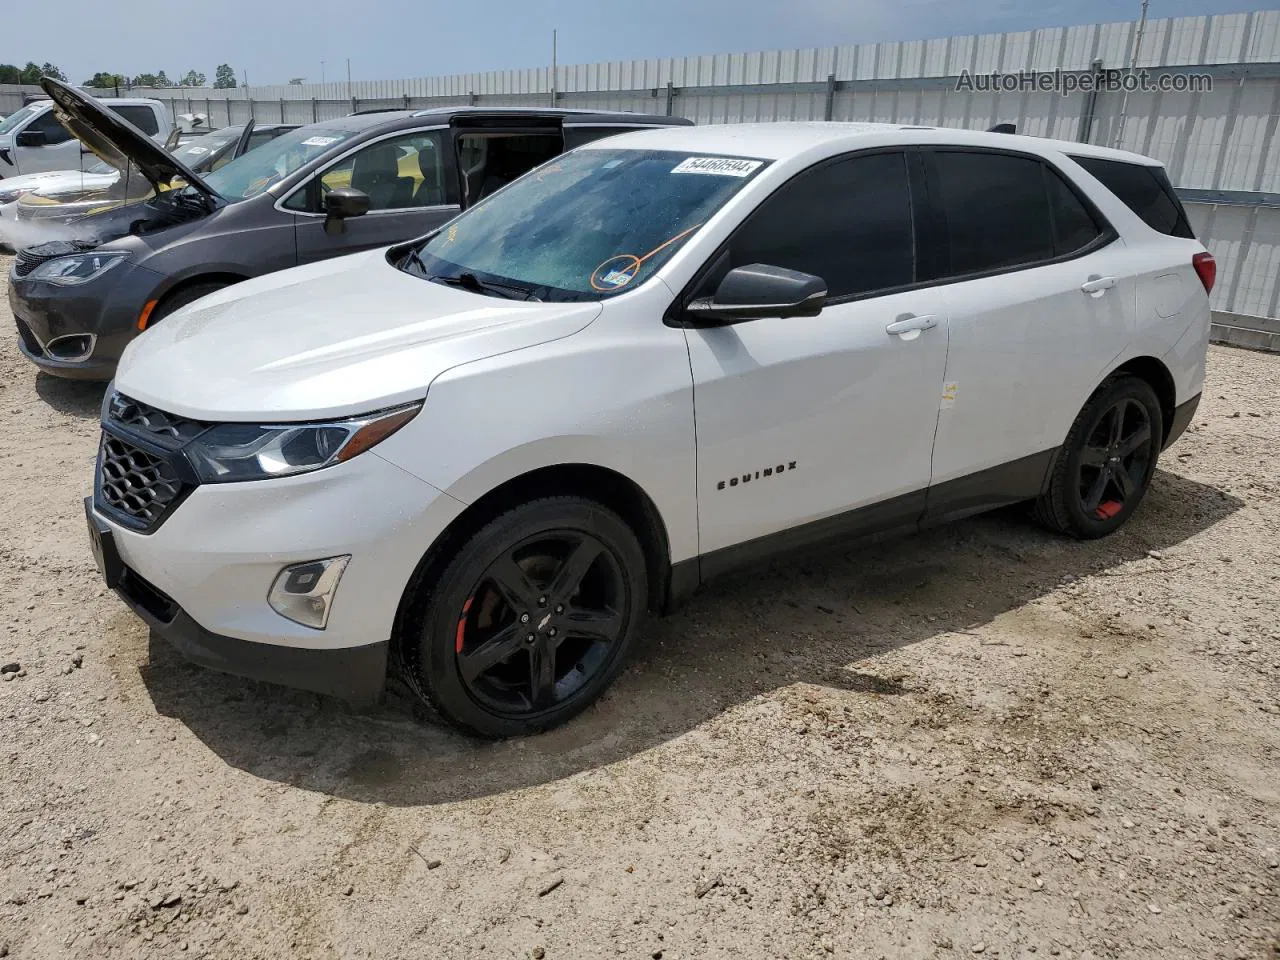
[13,317,44,356]
[97,435,187,530]
[107,392,209,449]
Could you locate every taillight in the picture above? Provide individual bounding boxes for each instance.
[1192,251,1216,295]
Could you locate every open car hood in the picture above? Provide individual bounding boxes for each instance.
[39,77,220,204]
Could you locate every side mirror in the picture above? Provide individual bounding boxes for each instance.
[16,129,47,148]
[684,263,827,325]
[323,187,370,235]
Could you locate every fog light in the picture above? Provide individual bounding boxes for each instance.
[268,556,349,629]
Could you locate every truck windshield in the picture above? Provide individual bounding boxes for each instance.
[401,148,769,302]
[204,125,358,201]
[0,105,41,135]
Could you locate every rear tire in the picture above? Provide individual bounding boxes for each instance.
[400,497,648,739]
[1035,374,1163,539]
[148,281,231,327]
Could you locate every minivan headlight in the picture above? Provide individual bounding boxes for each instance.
[185,402,422,483]
[28,251,129,285]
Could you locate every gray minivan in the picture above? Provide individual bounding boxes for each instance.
[8,78,692,379]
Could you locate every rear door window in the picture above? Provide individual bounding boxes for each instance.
[923,150,1056,278]
[1068,155,1194,238]
[720,151,915,300]
[26,109,75,144]
[110,104,160,136]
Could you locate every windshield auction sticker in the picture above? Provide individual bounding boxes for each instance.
[671,157,763,177]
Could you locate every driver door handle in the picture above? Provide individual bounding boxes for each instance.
[886,313,939,336]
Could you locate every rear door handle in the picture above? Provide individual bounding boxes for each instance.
[1080,275,1117,296]
[886,313,939,336]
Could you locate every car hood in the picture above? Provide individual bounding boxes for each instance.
[0,169,115,195]
[39,78,218,204]
[114,249,604,422]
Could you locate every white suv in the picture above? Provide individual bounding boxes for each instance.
[84,122,1214,738]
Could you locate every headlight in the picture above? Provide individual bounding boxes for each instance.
[0,188,24,203]
[28,251,129,285]
[184,402,422,483]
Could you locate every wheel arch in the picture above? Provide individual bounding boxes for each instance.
[153,271,250,309]
[390,462,677,668]
[1104,355,1176,442]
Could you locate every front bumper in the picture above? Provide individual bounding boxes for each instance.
[112,551,389,704]
[8,259,161,380]
[87,443,467,700]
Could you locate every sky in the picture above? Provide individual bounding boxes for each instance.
[2,0,1272,87]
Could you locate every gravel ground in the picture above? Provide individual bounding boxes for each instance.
[1,255,1278,960]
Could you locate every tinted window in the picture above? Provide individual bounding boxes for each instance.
[111,104,160,136]
[1046,167,1104,255]
[927,151,1054,277]
[723,152,915,299]
[1069,155,1194,239]
[27,109,74,144]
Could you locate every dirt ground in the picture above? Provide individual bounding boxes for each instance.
[1,254,1277,960]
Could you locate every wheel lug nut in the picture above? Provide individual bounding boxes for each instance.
[525,633,536,644]
[520,613,530,624]
[548,628,557,638]
[538,596,547,606]
[554,604,564,614]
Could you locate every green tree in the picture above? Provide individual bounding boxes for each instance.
[84,72,126,90]
[0,64,20,84]
[180,69,206,87]
[40,62,67,82]
[213,64,237,89]
[131,71,172,88]
[17,61,43,84]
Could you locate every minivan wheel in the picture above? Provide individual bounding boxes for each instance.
[1035,375,1164,539]
[401,497,648,739]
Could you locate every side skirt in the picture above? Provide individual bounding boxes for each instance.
[664,448,1058,611]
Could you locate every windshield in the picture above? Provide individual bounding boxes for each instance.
[204,125,358,201]
[172,126,241,168]
[404,148,769,301]
[0,105,41,135]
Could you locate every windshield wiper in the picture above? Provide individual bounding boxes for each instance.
[429,271,535,301]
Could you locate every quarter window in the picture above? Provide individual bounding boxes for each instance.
[1068,155,1194,239]
[719,151,915,300]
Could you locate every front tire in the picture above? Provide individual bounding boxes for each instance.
[1035,374,1163,539]
[401,497,648,739]
[148,281,231,327]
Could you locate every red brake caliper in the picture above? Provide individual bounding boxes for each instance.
[455,595,474,653]
[1095,501,1123,520]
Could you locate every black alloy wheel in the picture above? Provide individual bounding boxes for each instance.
[1035,374,1163,539]
[455,531,627,715]
[1076,396,1154,522]
[401,497,648,738]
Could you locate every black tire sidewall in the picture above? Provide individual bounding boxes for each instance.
[410,498,648,738]
[151,282,229,325]
[1059,377,1164,536]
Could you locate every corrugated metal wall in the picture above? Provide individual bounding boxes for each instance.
[2,10,1278,320]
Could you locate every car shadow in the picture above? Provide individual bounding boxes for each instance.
[35,373,106,420]
[139,468,1243,807]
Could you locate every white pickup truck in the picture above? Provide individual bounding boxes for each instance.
[0,95,173,178]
